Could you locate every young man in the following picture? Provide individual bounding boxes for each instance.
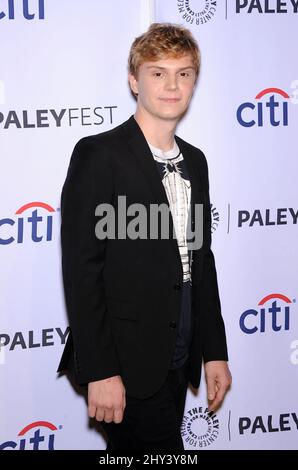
[57,23,232,450]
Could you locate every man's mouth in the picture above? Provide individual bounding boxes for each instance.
[159,98,181,103]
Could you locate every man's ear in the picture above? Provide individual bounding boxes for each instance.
[128,73,139,95]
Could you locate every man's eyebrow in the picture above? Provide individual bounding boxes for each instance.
[146,65,195,71]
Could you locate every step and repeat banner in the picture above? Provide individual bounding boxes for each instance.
[153,0,298,450]
[1,0,297,450]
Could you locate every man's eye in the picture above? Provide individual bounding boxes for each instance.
[153,72,163,77]
[180,72,190,77]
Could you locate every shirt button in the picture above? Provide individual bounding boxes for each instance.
[169,321,177,329]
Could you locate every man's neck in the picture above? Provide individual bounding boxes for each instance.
[133,109,178,152]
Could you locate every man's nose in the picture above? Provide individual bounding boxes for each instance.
[165,74,178,90]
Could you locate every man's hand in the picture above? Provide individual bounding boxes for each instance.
[88,375,126,424]
[204,361,232,412]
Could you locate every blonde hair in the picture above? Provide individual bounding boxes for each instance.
[128,22,201,81]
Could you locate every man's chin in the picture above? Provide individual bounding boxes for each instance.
[155,110,185,122]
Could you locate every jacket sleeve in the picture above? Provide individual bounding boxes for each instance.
[60,136,121,384]
[197,151,229,363]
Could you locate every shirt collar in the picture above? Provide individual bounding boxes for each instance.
[148,138,180,160]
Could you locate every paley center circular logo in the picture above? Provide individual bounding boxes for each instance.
[211,204,219,234]
[177,0,217,26]
[181,406,219,448]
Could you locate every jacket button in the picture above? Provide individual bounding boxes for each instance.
[169,321,177,329]
[174,284,182,290]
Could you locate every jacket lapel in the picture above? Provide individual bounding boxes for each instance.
[123,115,169,207]
[175,136,205,207]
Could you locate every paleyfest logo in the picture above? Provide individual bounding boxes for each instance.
[177,0,217,26]
[235,0,298,14]
[0,78,117,130]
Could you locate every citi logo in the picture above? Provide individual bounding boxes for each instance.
[0,201,58,245]
[0,0,45,20]
[239,293,294,334]
[0,421,60,450]
[237,87,291,127]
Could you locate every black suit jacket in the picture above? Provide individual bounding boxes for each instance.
[57,114,228,399]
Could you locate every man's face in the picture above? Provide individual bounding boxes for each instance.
[129,54,197,122]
